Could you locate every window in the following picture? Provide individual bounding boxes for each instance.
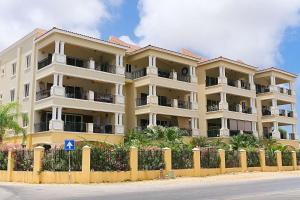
[10,89,15,102]
[24,83,30,98]
[22,113,28,127]
[126,64,132,73]
[12,63,16,75]
[26,55,31,68]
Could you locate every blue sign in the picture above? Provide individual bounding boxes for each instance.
[64,140,75,151]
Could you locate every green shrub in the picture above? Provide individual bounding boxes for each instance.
[90,146,129,171]
[282,151,292,166]
[265,150,277,166]
[138,147,164,170]
[231,134,260,150]
[0,151,8,170]
[200,148,220,168]
[225,150,240,168]
[297,151,300,166]
[247,150,260,167]
[14,150,34,171]
[43,149,82,171]
[191,137,209,148]
[171,147,193,169]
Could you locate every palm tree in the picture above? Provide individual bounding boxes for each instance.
[0,102,26,142]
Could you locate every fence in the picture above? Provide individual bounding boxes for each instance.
[0,147,298,184]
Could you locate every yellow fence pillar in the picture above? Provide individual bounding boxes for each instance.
[7,149,14,182]
[291,151,297,170]
[129,146,138,181]
[82,146,91,184]
[163,147,172,175]
[193,148,200,176]
[275,150,282,171]
[33,146,44,184]
[239,149,247,172]
[259,149,266,172]
[218,149,225,174]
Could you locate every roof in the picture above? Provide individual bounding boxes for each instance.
[128,45,201,62]
[256,67,298,78]
[35,27,128,50]
[197,56,258,71]
[108,36,140,52]
[0,28,46,56]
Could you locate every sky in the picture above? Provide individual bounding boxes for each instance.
[0,0,300,132]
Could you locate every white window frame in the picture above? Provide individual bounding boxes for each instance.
[24,83,30,98]
[10,89,15,102]
[12,62,16,76]
[26,54,31,69]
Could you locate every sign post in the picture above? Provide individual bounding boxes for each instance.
[64,140,75,184]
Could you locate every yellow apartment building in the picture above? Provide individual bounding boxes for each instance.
[0,28,298,148]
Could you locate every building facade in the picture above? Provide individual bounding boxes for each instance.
[0,28,298,148]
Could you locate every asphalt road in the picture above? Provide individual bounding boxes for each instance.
[1,172,300,200]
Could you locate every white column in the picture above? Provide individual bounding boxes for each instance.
[52,106,57,120]
[89,58,95,70]
[148,113,153,126]
[189,66,193,76]
[114,113,124,134]
[249,74,255,90]
[53,73,58,86]
[115,84,124,104]
[146,56,157,75]
[115,84,119,95]
[291,103,297,117]
[272,121,280,139]
[190,91,194,102]
[220,118,229,137]
[149,84,153,95]
[54,40,60,54]
[289,81,296,96]
[250,98,256,114]
[51,73,65,96]
[153,113,157,126]
[292,125,297,137]
[219,92,228,110]
[58,74,63,87]
[60,41,65,55]
[153,85,156,96]
[191,117,195,129]
[57,107,62,120]
[271,98,278,115]
[270,75,277,92]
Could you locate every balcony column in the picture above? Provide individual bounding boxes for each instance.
[191,118,199,136]
[252,121,258,137]
[50,73,65,97]
[289,81,296,96]
[218,66,227,84]
[115,83,124,104]
[249,74,255,90]
[269,75,277,92]
[52,40,66,64]
[250,98,256,114]
[114,113,124,134]
[220,118,229,137]
[272,121,280,139]
[189,66,197,83]
[292,125,297,140]
[116,54,125,75]
[271,98,279,115]
[146,56,158,76]
[89,58,95,70]
[219,92,228,110]
[49,106,63,131]
[190,92,198,110]
[147,84,158,104]
[153,113,157,126]
[291,103,297,118]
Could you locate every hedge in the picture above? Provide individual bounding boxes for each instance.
[138,148,164,170]
[225,150,240,168]
[200,148,220,168]
[247,150,260,167]
[171,148,193,169]
[0,151,8,170]
[14,150,34,171]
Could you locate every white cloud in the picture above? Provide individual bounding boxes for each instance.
[119,35,137,45]
[135,0,300,67]
[0,0,121,50]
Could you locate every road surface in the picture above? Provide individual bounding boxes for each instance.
[1,171,300,200]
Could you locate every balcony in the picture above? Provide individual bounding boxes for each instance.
[289,133,296,140]
[158,96,172,107]
[279,109,286,116]
[242,107,252,114]
[136,98,147,106]
[36,89,51,101]
[207,104,219,112]
[263,132,272,139]
[229,104,239,112]
[178,100,191,109]
[206,76,218,87]
[207,129,220,137]
[38,55,116,74]
[262,108,271,116]
[94,93,114,104]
